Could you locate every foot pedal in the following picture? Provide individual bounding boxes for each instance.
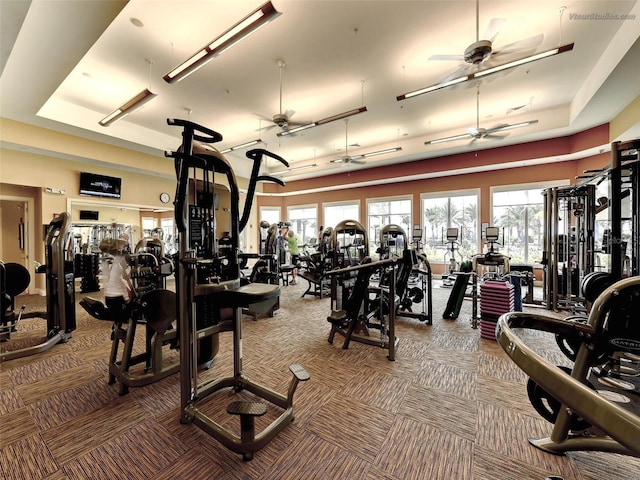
[226,401,268,462]
[289,363,310,382]
[327,310,347,326]
[226,401,268,417]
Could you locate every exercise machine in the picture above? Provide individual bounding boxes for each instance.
[80,236,183,395]
[167,118,309,461]
[542,184,596,313]
[327,256,399,360]
[1,212,76,361]
[329,219,368,268]
[497,275,640,457]
[300,227,333,299]
[379,224,433,324]
[442,227,463,287]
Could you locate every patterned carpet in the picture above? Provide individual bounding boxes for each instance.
[1,276,639,479]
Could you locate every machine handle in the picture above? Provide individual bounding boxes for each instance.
[256,175,285,187]
[166,118,223,144]
[246,148,289,167]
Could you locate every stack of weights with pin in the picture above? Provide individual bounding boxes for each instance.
[479,280,514,340]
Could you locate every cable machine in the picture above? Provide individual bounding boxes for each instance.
[542,184,596,312]
[1,213,76,361]
[167,118,309,461]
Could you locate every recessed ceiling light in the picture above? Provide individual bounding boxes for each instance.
[130,17,144,28]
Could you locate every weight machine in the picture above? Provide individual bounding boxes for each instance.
[80,235,180,395]
[497,275,640,457]
[167,118,309,461]
[542,184,596,312]
[326,257,399,360]
[379,224,432,324]
[1,213,76,361]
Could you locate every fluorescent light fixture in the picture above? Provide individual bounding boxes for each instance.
[398,43,574,101]
[493,120,539,131]
[424,133,472,145]
[99,88,157,126]
[164,1,281,84]
[277,123,316,137]
[330,147,402,163]
[277,106,368,137]
[424,120,539,145]
[271,163,317,175]
[219,139,262,154]
[397,77,467,101]
[474,45,574,78]
[363,146,402,158]
[316,106,368,125]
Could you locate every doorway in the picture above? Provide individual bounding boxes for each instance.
[0,196,37,294]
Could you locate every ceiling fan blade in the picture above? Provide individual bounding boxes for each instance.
[487,119,539,134]
[284,109,296,119]
[468,126,479,136]
[351,159,366,165]
[429,54,464,62]
[482,17,506,42]
[484,123,510,134]
[484,133,509,140]
[256,123,277,132]
[491,33,544,61]
[253,112,274,122]
[468,138,478,147]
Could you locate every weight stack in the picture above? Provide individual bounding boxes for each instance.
[76,253,100,293]
[479,280,514,341]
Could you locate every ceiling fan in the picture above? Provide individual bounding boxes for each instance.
[255,59,311,134]
[397,1,574,101]
[331,119,403,165]
[424,85,538,146]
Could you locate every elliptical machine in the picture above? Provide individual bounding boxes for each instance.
[1,212,76,361]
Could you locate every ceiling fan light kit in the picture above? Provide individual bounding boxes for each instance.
[163,1,281,84]
[99,88,157,126]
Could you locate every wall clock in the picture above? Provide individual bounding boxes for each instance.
[160,192,170,204]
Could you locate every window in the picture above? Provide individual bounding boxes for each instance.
[492,182,565,265]
[287,205,317,244]
[323,201,360,230]
[422,191,478,262]
[160,217,176,254]
[367,197,412,254]
[259,207,281,227]
[141,217,157,237]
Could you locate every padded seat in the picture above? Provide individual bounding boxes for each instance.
[214,282,280,308]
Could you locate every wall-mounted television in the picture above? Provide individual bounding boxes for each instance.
[79,172,121,199]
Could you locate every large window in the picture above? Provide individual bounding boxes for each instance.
[323,201,360,230]
[287,205,317,245]
[367,197,412,253]
[492,183,564,264]
[259,207,281,226]
[422,191,479,262]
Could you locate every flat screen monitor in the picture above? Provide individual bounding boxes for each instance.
[79,172,121,199]
[446,227,459,241]
[485,226,499,241]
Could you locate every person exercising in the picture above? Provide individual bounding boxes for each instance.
[287,229,300,285]
[100,235,133,323]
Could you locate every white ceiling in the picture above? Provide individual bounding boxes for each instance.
[2,0,639,182]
